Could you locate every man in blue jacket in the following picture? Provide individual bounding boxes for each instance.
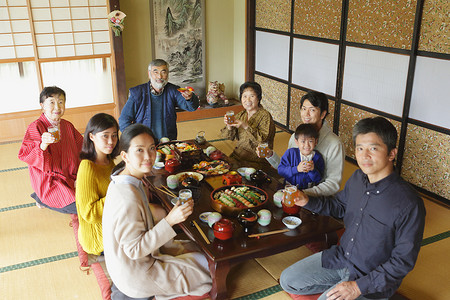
[119,59,199,141]
[280,117,425,300]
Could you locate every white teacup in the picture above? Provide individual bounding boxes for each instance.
[160,137,170,143]
[257,209,271,226]
[166,175,178,189]
[273,189,284,208]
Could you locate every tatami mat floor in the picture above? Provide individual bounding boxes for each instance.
[1,116,449,299]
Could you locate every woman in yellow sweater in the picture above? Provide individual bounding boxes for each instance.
[76,113,119,256]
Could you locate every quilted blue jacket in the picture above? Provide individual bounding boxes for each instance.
[118,81,199,140]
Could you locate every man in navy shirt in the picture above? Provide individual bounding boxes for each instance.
[119,59,199,141]
[280,117,425,300]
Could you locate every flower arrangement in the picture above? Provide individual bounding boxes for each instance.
[108,10,126,36]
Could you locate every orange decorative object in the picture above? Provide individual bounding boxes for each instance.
[222,171,242,185]
[177,86,194,92]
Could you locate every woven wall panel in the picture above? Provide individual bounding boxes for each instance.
[255,74,288,126]
[418,0,450,54]
[347,0,417,49]
[293,0,342,40]
[339,104,401,160]
[402,124,450,199]
[255,0,291,32]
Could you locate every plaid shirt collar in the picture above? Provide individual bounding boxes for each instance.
[149,82,165,96]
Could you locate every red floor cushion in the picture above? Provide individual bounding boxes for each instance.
[91,262,112,300]
[288,293,321,300]
[91,260,209,300]
[69,214,90,268]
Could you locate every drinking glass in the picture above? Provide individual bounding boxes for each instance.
[282,184,300,215]
[258,142,270,158]
[225,111,235,124]
[48,126,60,143]
[178,189,193,205]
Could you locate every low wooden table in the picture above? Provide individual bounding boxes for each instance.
[148,144,343,300]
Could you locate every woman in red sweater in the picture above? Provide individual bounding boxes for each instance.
[18,86,83,214]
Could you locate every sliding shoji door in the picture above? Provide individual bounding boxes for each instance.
[247,0,449,203]
[0,0,125,142]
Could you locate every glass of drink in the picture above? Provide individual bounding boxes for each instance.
[178,189,193,205]
[258,142,270,158]
[48,126,60,143]
[282,184,300,215]
[225,111,235,124]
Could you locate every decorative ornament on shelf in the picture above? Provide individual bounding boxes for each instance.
[108,10,126,36]
[206,81,228,106]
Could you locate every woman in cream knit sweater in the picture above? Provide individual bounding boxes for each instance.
[103,124,211,300]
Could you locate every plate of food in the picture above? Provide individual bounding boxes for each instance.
[176,171,204,187]
[210,184,268,216]
[192,160,230,176]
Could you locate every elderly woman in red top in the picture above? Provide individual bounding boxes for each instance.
[18,86,83,214]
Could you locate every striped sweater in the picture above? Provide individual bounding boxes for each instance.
[18,114,83,208]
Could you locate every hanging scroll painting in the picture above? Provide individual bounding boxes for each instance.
[151,0,206,99]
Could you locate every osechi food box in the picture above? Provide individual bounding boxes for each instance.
[211,184,268,216]
[157,142,202,162]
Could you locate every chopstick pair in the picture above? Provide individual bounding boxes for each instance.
[160,185,177,197]
[192,220,210,244]
[248,229,290,238]
[150,183,178,197]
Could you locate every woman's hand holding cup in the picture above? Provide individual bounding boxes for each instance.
[165,200,194,226]
[223,114,230,127]
[256,146,273,158]
[40,131,57,150]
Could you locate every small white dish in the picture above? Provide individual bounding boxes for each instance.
[171,197,180,206]
[244,167,256,180]
[153,162,165,169]
[237,167,247,177]
[282,216,302,229]
[199,212,212,223]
